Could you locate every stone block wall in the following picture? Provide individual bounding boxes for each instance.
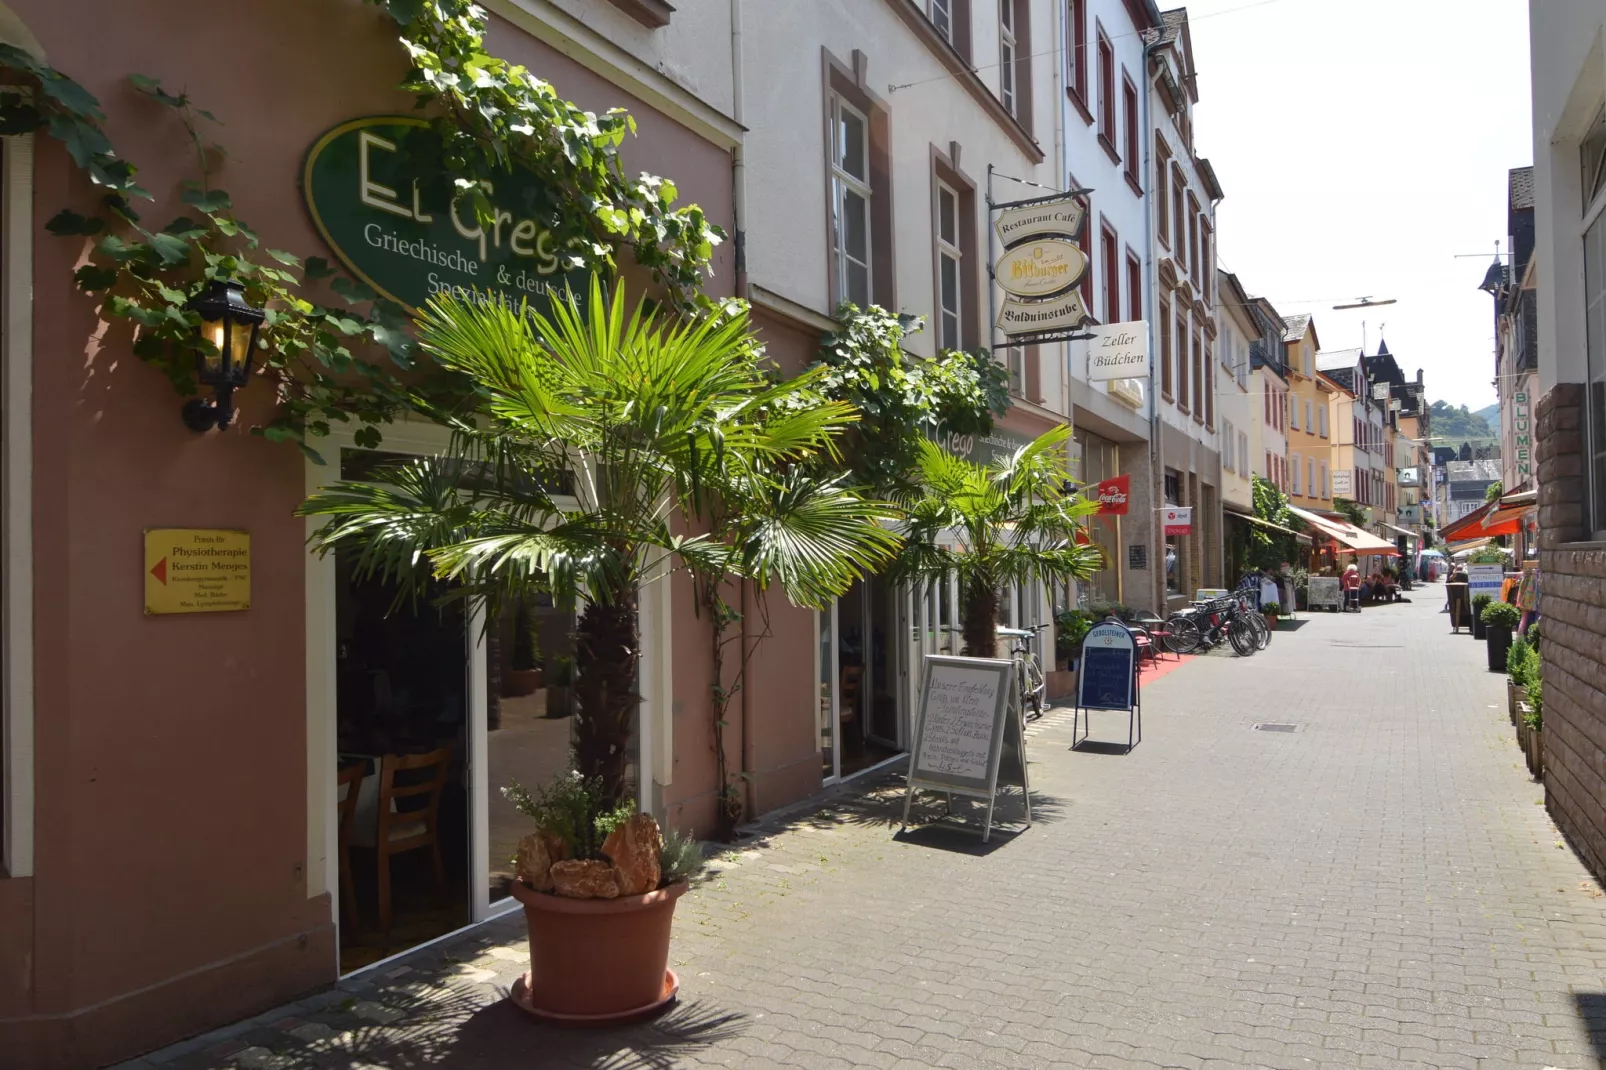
[1534,384,1606,879]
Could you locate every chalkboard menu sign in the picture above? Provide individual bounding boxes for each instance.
[1073,619,1141,750]
[903,655,1029,841]
[1128,545,1147,570]
[1077,621,1135,710]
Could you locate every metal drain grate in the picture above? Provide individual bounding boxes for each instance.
[1253,723,1299,733]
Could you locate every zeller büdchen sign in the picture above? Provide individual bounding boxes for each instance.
[302,117,587,313]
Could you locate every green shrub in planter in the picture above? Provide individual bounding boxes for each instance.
[1507,636,1536,689]
[1054,609,1094,664]
[1481,601,1521,629]
[1525,676,1543,731]
[1261,602,1283,616]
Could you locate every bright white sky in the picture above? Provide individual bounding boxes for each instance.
[1186,0,1532,412]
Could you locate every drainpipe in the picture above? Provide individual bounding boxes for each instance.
[730,0,756,824]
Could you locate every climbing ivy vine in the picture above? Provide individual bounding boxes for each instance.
[0,0,725,459]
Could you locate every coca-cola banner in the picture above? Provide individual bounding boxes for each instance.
[1163,506,1193,535]
[1093,475,1131,515]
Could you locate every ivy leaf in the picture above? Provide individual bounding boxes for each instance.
[267,248,300,267]
[369,320,415,369]
[304,257,337,280]
[73,264,119,292]
[46,112,112,170]
[144,231,191,267]
[38,71,104,119]
[45,209,105,237]
[95,234,134,262]
[103,193,141,224]
[331,276,377,305]
[385,0,428,24]
[128,74,186,109]
[160,216,209,240]
[181,186,232,213]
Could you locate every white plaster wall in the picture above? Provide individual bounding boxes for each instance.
[740,0,1061,383]
[1529,1,1606,393]
[533,0,736,116]
[1061,0,1151,417]
[1252,368,1286,483]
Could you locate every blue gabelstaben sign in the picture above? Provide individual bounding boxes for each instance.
[1078,620,1136,711]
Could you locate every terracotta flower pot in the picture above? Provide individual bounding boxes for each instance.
[1263,613,1279,630]
[501,667,542,698]
[508,877,687,1024]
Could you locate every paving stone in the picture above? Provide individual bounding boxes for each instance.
[115,596,1606,1070]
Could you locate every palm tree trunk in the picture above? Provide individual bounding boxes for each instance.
[572,594,640,806]
[961,578,1000,659]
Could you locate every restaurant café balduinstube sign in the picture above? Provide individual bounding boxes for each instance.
[992,195,1089,337]
[302,117,587,314]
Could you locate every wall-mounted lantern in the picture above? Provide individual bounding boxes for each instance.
[181,278,265,433]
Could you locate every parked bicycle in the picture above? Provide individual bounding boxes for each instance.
[1163,595,1261,657]
[998,623,1050,721]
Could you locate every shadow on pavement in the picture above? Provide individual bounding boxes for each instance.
[1071,739,1135,756]
[328,993,745,1069]
[1573,992,1606,1065]
[1274,618,1311,632]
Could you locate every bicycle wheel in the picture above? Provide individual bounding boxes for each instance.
[1164,614,1202,654]
[1227,613,1258,656]
[1022,654,1045,720]
[1249,610,1271,650]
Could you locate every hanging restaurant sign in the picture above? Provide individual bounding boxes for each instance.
[1093,474,1131,515]
[995,239,1087,299]
[992,193,1089,339]
[302,116,588,314]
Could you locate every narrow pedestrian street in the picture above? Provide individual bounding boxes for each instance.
[126,594,1606,1070]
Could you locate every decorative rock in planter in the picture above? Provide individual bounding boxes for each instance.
[551,859,621,899]
[515,831,567,892]
[604,812,663,897]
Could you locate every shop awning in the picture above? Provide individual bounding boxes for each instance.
[1287,505,1401,556]
[1439,499,1520,542]
[1486,488,1538,529]
[1224,507,1312,542]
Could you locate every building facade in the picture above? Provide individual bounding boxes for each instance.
[1061,0,1162,610]
[1214,271,1256,579]
[1527,0,1606,888]
[1282,314,1334,514]
[1148,8,1224,607]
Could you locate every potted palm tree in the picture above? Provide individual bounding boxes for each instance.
[1481,600,1521,673]
[300,279,899,1023]
[893,427,1104,658]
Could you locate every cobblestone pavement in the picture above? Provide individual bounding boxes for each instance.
[123,589,1606,1070]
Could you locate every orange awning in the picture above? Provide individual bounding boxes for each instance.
[1439,500,1494,542]
[1287,506,1401,556]
[1442,498,1522,542]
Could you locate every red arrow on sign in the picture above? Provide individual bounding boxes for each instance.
[150,557,168,585]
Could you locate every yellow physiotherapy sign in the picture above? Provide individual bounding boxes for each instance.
[144,529,250,614]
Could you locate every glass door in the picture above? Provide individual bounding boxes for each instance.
[819,601,840,782]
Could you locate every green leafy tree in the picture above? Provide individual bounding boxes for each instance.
[812,304,1009,496]
[299,279,901,808]
[893,426,1103,658]
[1332,496,1369,528]
[1249,476,1298,571]
[1485,479,1504,503]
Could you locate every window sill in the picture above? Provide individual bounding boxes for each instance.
[1124,172,1143,198]
[1068,87,1094,126]
[1098,133,1122,167]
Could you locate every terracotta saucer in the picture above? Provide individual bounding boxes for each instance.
[507,969,679,1028]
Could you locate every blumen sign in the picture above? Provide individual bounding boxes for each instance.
[302,116,587,313]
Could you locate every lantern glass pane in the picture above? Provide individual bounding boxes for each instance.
[202,321,226,376]
[226,318,255,376]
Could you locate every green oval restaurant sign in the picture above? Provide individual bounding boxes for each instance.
[301,116,585,312]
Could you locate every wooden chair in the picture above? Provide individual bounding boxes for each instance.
[375,747,452,933]
[336,761,366,932]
